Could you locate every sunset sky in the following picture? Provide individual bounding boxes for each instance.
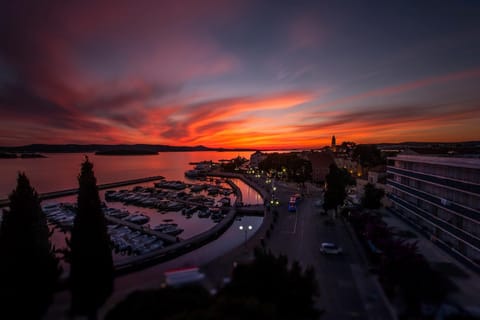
[1,0,479,149]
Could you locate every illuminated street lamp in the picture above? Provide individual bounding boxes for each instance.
[239,225,253,247]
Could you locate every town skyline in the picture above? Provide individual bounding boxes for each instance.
[1,1,479,149]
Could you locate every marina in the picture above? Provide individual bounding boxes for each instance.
[0,152,264,275]
[38,174,247,266]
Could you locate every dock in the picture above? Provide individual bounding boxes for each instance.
[0,175,165,208]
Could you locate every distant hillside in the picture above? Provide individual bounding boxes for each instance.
[0,144,257,153]
[95,150,158,156]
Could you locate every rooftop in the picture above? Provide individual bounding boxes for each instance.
[388,154,480,170]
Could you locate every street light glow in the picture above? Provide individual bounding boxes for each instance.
[239,225,254,248]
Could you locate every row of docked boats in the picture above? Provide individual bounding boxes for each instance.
[42,203,178,256]
[104,181,234,213]
[107,225,164,255]
[152,223,183,236]
[42,203,76,230]
[184,161,216,178]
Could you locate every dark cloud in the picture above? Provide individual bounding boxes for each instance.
[302,102,480,132]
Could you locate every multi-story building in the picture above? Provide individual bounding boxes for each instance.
[387,154,480,266]
[249,151,267,169]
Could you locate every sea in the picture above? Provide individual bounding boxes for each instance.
[0,151,264,268]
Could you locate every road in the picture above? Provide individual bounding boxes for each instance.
[46,175,394,319]
[266,181,393,320]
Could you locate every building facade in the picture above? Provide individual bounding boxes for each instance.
[387,155,480,266]
[249,151,267,169]
[305,151,334,183]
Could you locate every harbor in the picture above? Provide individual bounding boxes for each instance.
[31,169,265,274]
[0,175,165,208]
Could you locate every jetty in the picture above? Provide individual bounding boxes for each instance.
[0,175,165,208]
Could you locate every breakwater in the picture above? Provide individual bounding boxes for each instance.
[0,175,165,208]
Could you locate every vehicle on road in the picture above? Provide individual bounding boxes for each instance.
[320,242,343,254]
[288,196,297,212]
[164,267,205,287]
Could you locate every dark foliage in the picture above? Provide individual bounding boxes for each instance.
[0,173,60,319]
[348,211,453,318]
[324,164,355,214]
[221,156,248,172]
[69,158,114,318]
[106,249,320,320]
[105,285,212,320]
[352,144,383,168]
[222,249,319,319]
[361,183,385,209]
[258,153,312,182]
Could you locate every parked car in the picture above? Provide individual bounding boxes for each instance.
[320,242,343,254]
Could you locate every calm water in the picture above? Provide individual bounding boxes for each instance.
[0,151,259,199]
[0,151,264,268]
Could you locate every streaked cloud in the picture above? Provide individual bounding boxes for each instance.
[1,0,479,148]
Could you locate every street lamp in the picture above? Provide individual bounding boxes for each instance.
[239,225,253,247]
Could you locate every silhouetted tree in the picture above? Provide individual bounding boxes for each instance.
[0,173,60,319]
[361,183,385,209]
[222,249,320,319]
[105,285,212,320]
[69,158,113,319]
[106,249,320,320]
[324,164,355,216]
[259,153,312,183]
[352,144,383,174]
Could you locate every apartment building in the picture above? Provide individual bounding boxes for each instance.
[387,154,480,266]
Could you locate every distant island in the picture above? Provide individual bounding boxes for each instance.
[0,152,47,159]
[95,150,158,156]
[0,144,258,154]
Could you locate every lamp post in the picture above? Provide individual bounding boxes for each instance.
[239,225,253,248]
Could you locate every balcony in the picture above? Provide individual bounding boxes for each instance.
[387,166,480,195]
[387,194,480,250]
[387,179,480,223]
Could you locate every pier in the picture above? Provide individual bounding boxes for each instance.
[0,175,165,208]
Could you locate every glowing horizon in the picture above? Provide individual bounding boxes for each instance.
[1,1,479,148]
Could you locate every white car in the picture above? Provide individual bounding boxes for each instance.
[320,242,343,254]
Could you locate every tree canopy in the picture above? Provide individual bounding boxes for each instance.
[259,153,312,182]
[69,158,113,318]
[106,249,320,320]
[361,183,385,209]
[324,164,356,214]
[0,173,60,319]
[352,144,383,168]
